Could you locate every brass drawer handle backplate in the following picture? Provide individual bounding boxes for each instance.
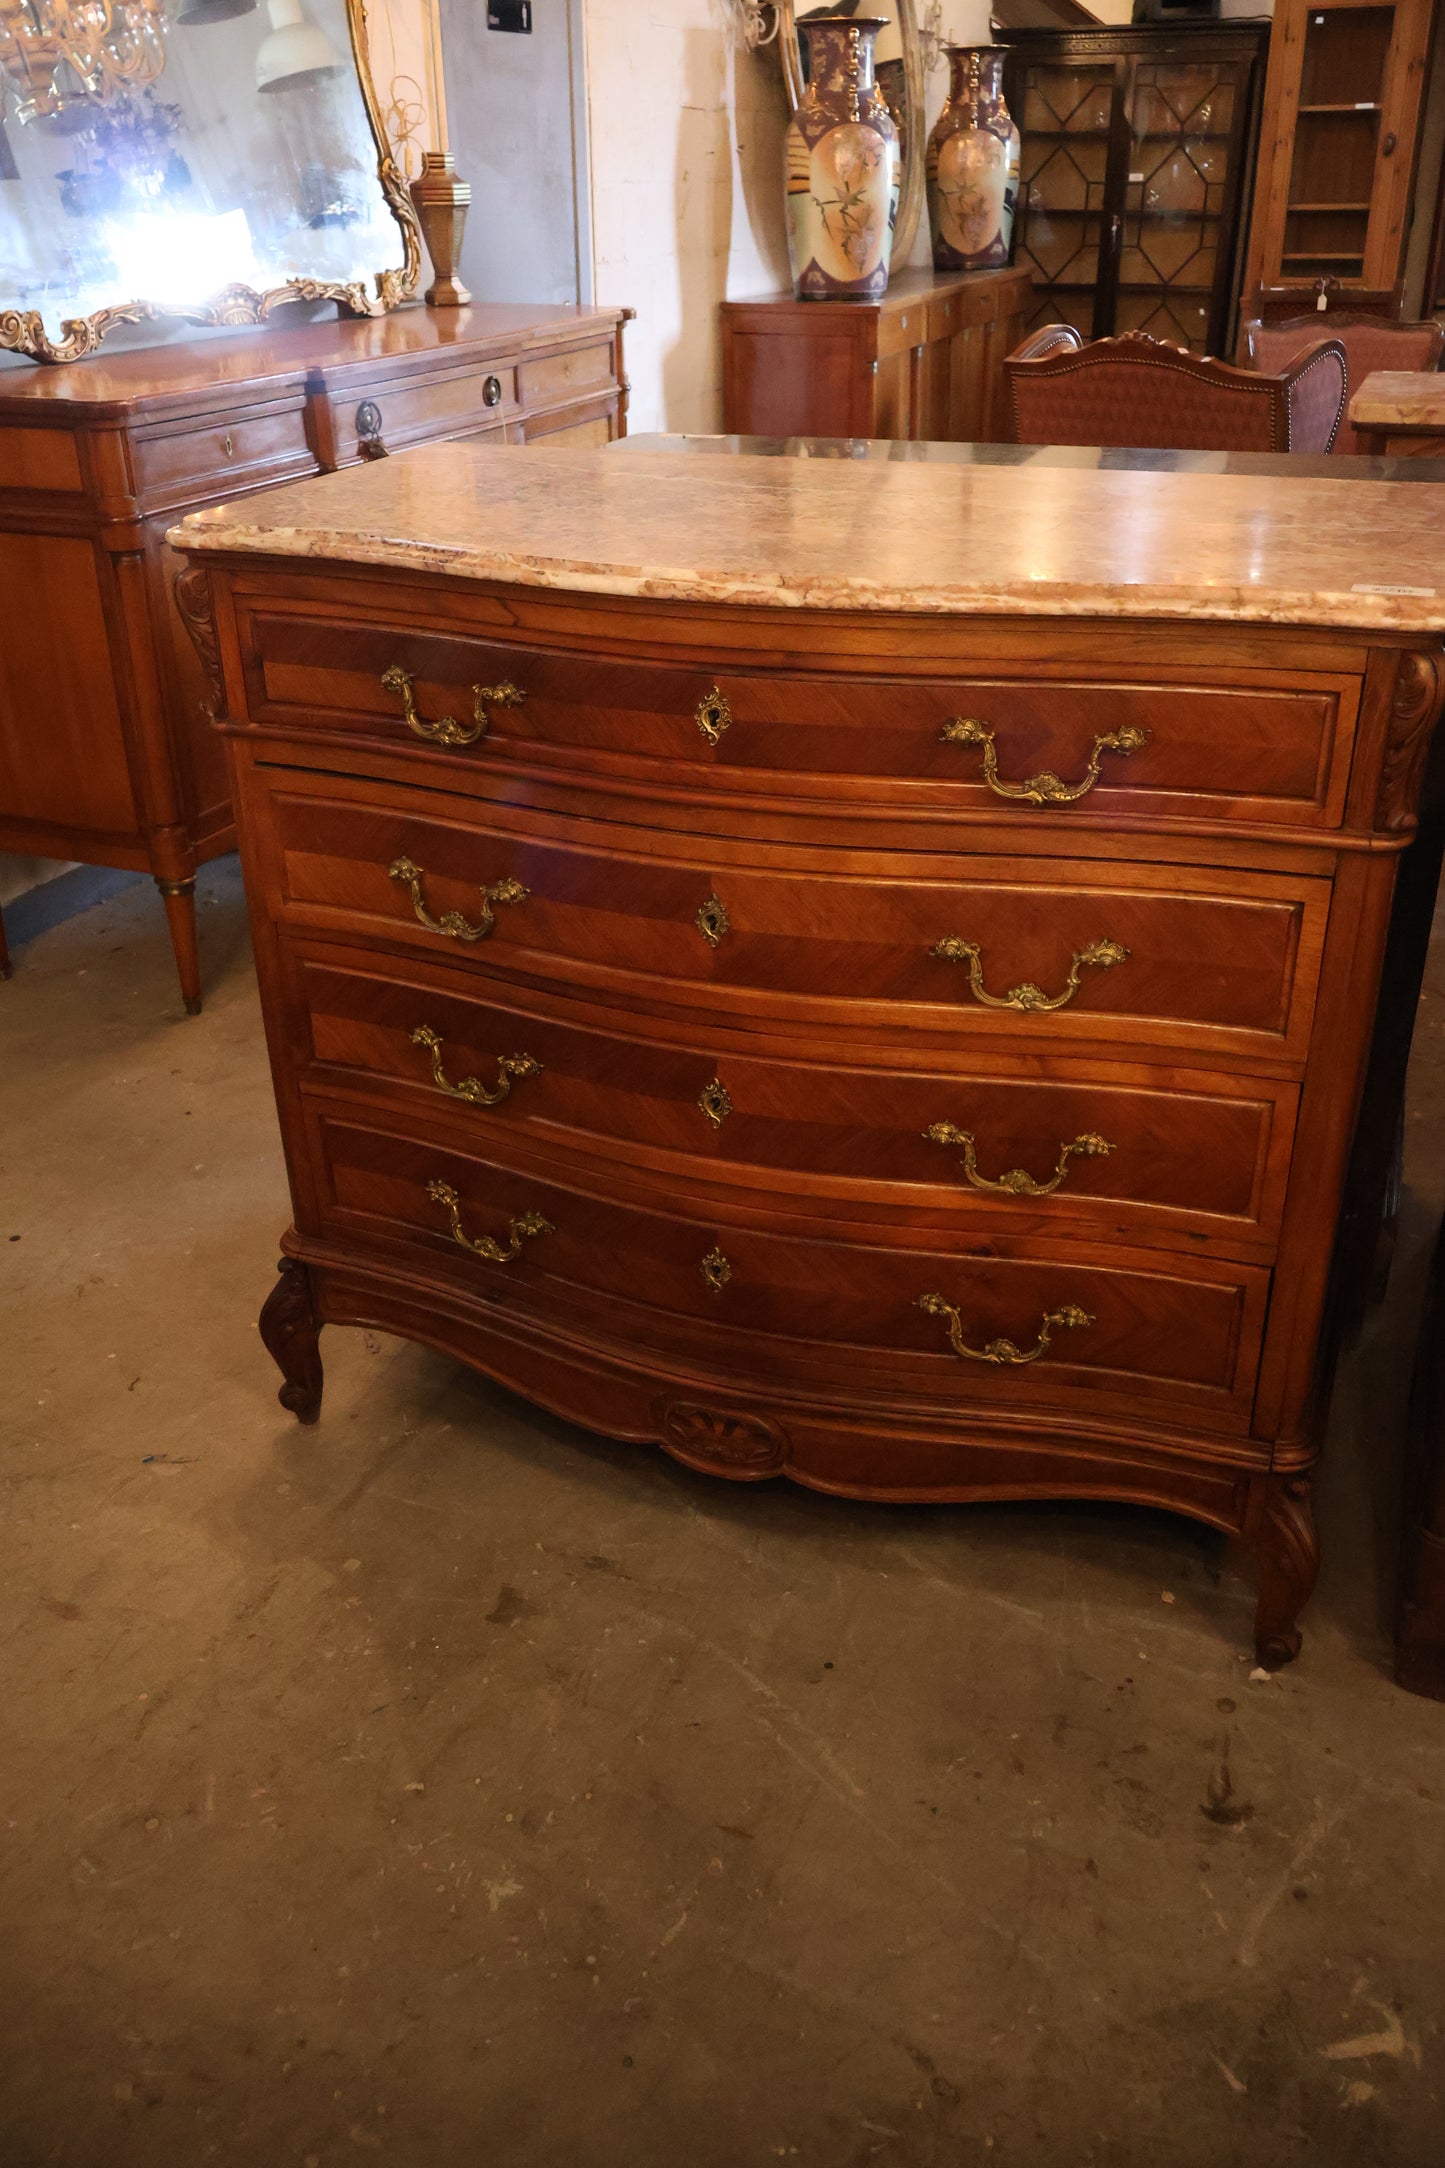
[388,857,528,942]
[931,934,1128,1012]
[917,1292,1094,1367]
[426,1179,553,1262]
[941,717,1149,806]
[381,663,526,749]
[696,685,732,745]
[924,1122,1114,1197]
[410,1025,540,1107]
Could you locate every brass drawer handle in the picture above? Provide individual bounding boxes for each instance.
[410,1025,540,1106]
[924,1122,1114,1196]
[426,1178,553,1261]
[941,718,1149,805]
[917,1292,1094,1367]
[381,663,525,749]
[930,935,1128,1012]
[696,684,732,745]
[388,857,528,942]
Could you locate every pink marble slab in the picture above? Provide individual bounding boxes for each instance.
[174,439,1445,631]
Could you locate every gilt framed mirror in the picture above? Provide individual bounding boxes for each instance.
[0,0,419,361]
[775,0,926,267]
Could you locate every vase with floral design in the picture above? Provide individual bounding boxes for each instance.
[785,14,900,301]
[926,45,1020,273]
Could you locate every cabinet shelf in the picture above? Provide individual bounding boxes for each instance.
[1296,101,1380,112]
[1286,200,1371,211]
[1279,251,1367,262]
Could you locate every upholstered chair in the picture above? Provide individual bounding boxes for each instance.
[1005,328,1347,455]
[1243,315,1445,455]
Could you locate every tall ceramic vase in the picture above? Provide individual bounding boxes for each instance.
[926,46,1021,273]
[785,14,900,302]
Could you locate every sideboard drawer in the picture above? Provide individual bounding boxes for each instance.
[286,942,1297,1255]
[307,1105,1271,1434]
[516,339,616,409]
[260,782,1330,1062]
[132,405,316,507]
[325,364,520,465]
[237,611,1356,830]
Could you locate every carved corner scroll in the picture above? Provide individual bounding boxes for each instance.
[172,565,226,724]
[1377,647,1445,833]
[655,1401,788,1480]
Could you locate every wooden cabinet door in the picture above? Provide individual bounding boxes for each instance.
[1246,0,1435,309]
[1009,53,1129,342]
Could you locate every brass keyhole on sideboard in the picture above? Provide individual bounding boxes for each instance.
[223,433,234,458]
[695,893,730,948]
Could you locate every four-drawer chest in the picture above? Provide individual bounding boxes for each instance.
[176,440,1445,1665]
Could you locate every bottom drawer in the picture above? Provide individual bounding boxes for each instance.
[303,1102,1270,1438]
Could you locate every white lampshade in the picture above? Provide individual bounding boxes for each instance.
[255,0,343,92]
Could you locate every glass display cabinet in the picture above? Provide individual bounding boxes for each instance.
[1000,24,1269,358]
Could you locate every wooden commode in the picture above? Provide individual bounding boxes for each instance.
[175,439,1445,1664]
[0,304,629,1009]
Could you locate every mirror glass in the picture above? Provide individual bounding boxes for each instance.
[0,0,414,359]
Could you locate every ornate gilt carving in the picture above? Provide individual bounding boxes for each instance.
[172,564,225,722]
[940,717,1149,806]
[930,934,1128,1013]
[656,1401,788,1478]
[1376,648,1445,833]
[917,1292,1094,1366]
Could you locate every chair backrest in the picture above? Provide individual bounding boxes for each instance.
[1242,315,1445,455]
[1005,328,1347,456]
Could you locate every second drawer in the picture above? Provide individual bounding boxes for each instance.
[282,940,1298,1256]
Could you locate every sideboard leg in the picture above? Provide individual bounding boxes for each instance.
[259,1258,324,1424]
[156,875,202,1015]
[1251,1473,1320,1668]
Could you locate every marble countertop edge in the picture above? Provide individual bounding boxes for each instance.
[170,515,1445,634]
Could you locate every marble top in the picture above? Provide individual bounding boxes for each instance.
[1349,371,1445,432]
[174,438,1445,632]
[619,430,1445,482]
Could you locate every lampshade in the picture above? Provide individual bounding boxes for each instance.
[255,0,343,91]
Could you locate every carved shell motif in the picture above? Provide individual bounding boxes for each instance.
[656,1402,788,1480]
[1377,647,1445,833]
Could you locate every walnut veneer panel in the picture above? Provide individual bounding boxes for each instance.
[180,472,1445,1667]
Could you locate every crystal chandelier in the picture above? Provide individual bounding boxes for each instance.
[0,0,167,129]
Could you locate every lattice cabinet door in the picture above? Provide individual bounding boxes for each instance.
[1003,26,1268,356]
[1116,50,1260,355]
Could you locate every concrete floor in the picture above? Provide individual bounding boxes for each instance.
[4,860,1445,2168]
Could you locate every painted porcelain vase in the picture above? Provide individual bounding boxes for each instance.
[926,46,1021,273]
[785,14,900,302]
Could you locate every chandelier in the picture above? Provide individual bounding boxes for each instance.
[0,0,167,128]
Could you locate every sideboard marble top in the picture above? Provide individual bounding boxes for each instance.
[176,437,1445,632]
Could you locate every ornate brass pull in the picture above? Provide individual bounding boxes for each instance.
[923,1122,1114,1197]
[940,717,1149,805]
[388,858,528,942]
[425,1179,553,1262]
[410,1025,540,1107]
[696,685,732,745]
[916,1292,1094,1366]
[930,935,1128,1013]
[696,893,730,948]
[381,663,525,749]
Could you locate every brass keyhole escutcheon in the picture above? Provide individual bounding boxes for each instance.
[700,1247,732,1294]
[696,893,730,948]
[695,685,732,745]
[698,1078,732,1128]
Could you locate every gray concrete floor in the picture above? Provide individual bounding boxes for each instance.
[4,860,1445,2168]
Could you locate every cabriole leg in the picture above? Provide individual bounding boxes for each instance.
[1251,1473,1320,1668]
[156,875,202,1015]
[259,1258,324,1424]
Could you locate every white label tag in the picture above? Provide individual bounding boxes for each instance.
[1351,582,1437,597]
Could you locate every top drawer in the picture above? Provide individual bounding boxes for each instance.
[237,609,1358,833]
[323,364,520,466]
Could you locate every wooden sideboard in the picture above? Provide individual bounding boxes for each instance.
[0,303,631,1010]
[720,268,1030,443]
[177,440,1445,1667]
